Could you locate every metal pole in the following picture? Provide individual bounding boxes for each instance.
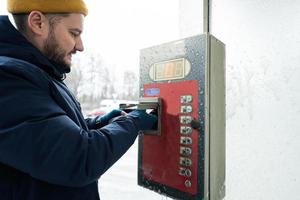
[203,0,211,33]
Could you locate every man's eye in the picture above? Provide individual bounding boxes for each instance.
[70,32,78,37]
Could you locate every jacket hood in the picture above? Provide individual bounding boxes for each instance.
[0,15,65,80]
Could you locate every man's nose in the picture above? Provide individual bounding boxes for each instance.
[75,37,84,52]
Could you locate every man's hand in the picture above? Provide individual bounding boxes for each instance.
[128,109,158,131]
[95,109,126,127]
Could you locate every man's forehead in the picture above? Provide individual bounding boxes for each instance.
[60,13,84,29]
[63,13,85,22]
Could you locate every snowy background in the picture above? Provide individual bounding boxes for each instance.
[1,0,300,199]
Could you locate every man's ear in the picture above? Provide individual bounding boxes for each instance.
[27,11,49,37]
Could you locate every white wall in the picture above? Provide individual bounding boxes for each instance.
[179,0,203,37]
[212,0,300,199]
[0,1,7,14]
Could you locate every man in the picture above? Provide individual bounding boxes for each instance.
[0,0,157,199]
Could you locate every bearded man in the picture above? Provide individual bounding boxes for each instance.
[0,1,157,199]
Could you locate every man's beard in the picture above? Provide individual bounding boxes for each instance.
[43,30,73,73]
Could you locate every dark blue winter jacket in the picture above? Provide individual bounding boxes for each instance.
[0,15,141,200]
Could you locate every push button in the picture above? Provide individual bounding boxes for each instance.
[180,116,192,124]
[186,95,193,103]
[180,126,192,134]
[185,169,192,177]
[179,157,192,166]
[180,137,192,145]
[180,147,192,156]
[180,95,193,103]
[181,105,193,113]
[184,180,192,188]
[179,167,186,176]
[179,167,192,177]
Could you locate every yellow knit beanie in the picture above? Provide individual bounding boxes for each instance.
[7,0,88,16]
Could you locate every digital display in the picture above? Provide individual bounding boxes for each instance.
[154,59,185,80]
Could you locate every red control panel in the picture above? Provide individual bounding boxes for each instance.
[142,80,199,194]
